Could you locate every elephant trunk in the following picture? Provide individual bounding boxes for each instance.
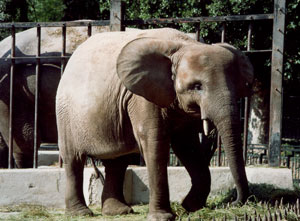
[212,100,249,204]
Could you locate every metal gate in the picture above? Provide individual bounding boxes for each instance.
[0,0,286,168]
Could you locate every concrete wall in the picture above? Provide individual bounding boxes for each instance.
[0,167,294,208]
[0,168,66,208]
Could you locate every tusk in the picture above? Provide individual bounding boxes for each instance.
[203,119,210,136]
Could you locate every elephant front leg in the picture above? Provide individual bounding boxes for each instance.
[141,138,174,221]
[64,156,93,216]
[0,133,8,168]
[130,100,174,221]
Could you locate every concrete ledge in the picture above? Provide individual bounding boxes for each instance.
[122,167,294,204]
[0,167,293,208]
[0,168,65,208]
[38,151,59,167]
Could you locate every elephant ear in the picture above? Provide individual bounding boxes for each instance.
[214,43,254,97]
[117,37,182,107]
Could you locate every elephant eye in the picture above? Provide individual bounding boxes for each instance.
[193,83,202,91]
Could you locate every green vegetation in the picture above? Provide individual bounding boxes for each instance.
[1,183,299,220]
[0,203,298,221]
[27,0,66,22]
[0,0,299,94]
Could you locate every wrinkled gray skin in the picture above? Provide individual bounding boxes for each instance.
[0,25,110,168]
[56,28,253,220]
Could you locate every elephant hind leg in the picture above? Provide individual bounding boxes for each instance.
[101,155,133,216]
[0,132,33,168]
[171,127,213,212]
[0,133,8,168]
[14,152,33,168]
[64,155,93,216]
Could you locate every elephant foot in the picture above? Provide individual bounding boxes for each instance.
[66,205,93,216]
[232,200,243,207]
[182,191,207,212]
[232,196,247,206]
[147,211,175,221]
[102,198,133,215]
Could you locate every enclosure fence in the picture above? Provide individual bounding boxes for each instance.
[0,0,287,171]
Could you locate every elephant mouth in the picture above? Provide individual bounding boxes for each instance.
[186,110,201,117]
[185,103,201,116]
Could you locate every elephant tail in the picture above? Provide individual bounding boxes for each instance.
[91,158,105,185]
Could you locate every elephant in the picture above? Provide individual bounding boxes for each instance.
[0,23,110,168]
[56,28,253,220]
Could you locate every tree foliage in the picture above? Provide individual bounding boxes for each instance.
[0,0,28,22]
[0,0,299,94]
[284,0,300,94]
[62,0,100,21]
[27,0,65,22]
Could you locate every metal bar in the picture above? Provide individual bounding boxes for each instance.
[195,23,202,42]
[221,23,226,43]
[33,25,41,168]
[0,20,110,28]
[124,14,274,26]
[268,0,286,167]
[242,25,253,165]
[0,50,270,61]
[88,22,92,37]
[0,49,271,61]
[0,56,71,62]
[8,25,15,169]
[243,97,250,165]
[59,24,67,168]
[217,135,222,167]
[195,27,200,42]
[281,148,300,152]
[247,23,253,51]
[110,0,125,31]
[243,49,272,53]
[61,23,66,76]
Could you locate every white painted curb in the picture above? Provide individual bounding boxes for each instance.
[0,167,293,208]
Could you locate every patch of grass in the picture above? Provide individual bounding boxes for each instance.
[172,200,298,220]
[0,204,63,221]
[248,183,300,204]
[0,204,148,221]
[205,182,300,209]
[1,184,300,220]
[171,183,300,220]
[1,202,298,221]
[20,206,51,219]
[196,203,297,220]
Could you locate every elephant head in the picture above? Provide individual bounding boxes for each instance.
[117,37,253,204]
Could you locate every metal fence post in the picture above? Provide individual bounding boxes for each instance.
[88,22,92,37]
[33,25,41,168]
[242,23,253,165]
[221,22,226,43]
[61,23,66,76]
[8,25,15,169]
[268,0,286,167]
[243,97,250,165]
[110,0,125,31]
[58,23,67,168]
[217,135,222,167]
